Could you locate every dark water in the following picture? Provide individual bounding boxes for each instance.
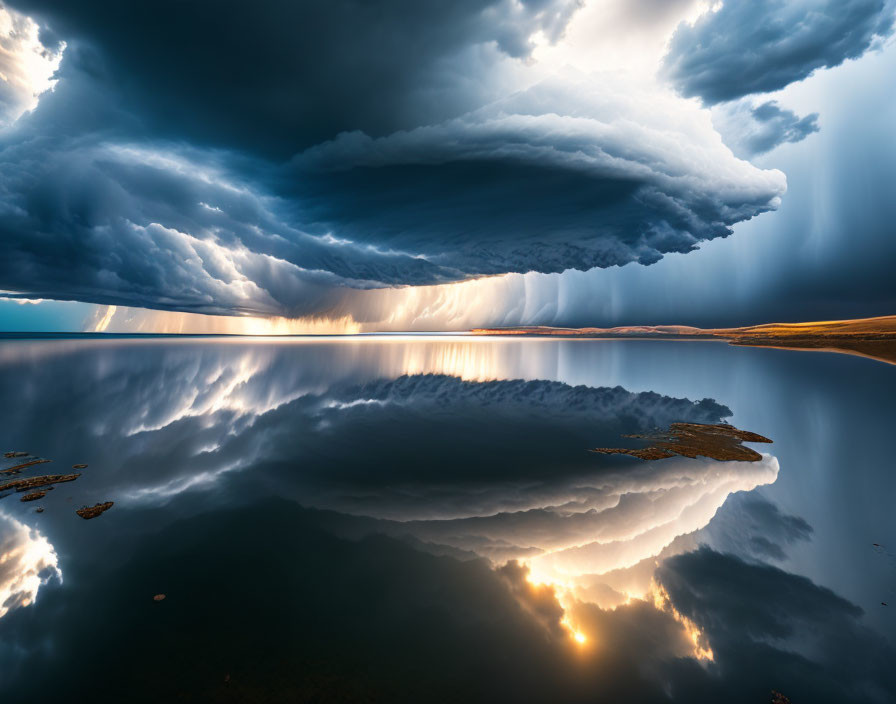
[0,336,893,703]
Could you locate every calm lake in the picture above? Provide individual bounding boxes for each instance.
[1,336,894,703]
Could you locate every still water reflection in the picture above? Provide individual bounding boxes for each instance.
[0,336,893,702]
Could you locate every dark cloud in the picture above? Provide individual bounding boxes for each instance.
[657,548,896,702]
[714,100,820,157]
[663,0,895,104]
[6,0,582,155]
[0,135,445,317]
[283,76,785,278]
[0,73,786,313]
[0,1,787,316]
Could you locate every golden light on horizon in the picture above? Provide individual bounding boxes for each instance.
[86,304,362,335]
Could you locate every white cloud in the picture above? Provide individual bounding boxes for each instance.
[0,511,60,619]
[0,4,63,126]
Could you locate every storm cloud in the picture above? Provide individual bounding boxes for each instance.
[664,0,895,104]
[0,137,432,317]
[4,0,583,154]
[0,0,787,317]
[288,76,785,277]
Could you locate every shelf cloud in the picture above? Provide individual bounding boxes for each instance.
[0,0,786,318]
[0,0,892,326]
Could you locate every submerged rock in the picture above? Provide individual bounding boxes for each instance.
[76,501,114,519]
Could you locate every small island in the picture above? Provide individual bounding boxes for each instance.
[0,472,81,494]
[1,452,110,518]
[1,458,51,475]
[592,422,772,462]
[76,501,114,519]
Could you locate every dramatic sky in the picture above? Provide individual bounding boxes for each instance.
[1,0,894,331]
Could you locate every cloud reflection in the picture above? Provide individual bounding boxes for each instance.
[0,339,892,702]
[0,340,778,620]
[0,511,59,619]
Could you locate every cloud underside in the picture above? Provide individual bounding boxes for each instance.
[0,77,785,316]
[6,0,584,154]
[0,0,789,317]
[1,0,890,319]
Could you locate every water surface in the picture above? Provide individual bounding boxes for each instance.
[0,336,893,702]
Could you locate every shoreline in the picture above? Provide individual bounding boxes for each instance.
[472,315,896,366]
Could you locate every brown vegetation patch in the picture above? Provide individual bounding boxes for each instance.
[0,472,81,494]
[76,501,114,519]
[592,422,772,462]
[1,458,52,475]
